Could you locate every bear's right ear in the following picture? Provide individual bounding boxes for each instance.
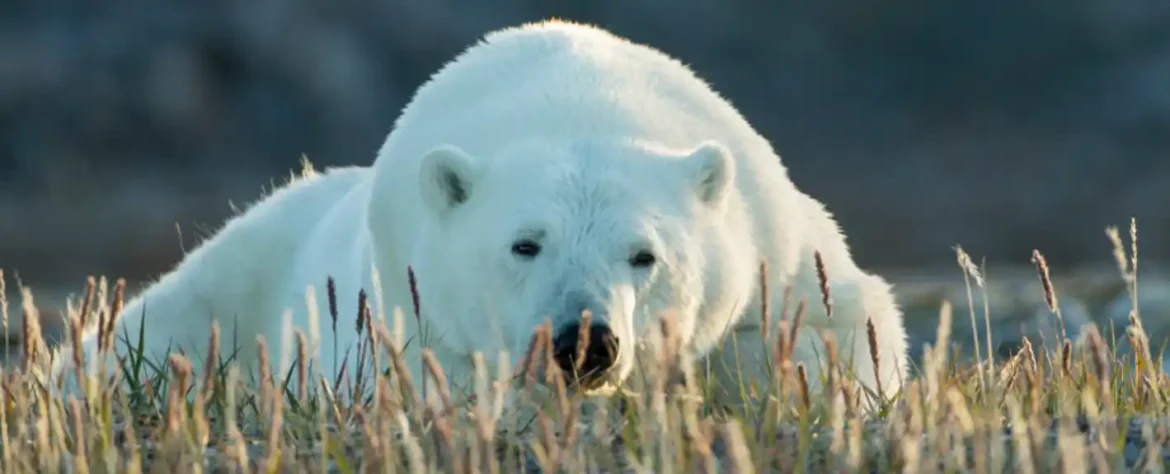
[681,140,735,207]
[419,145,479,219]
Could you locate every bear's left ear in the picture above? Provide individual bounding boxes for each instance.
[419,144,480,220]
[681,140,735,206]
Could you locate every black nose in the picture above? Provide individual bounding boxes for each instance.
[552,323,619,387]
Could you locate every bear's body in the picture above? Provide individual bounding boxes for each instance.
[55,20,908,408]
[58,166,379,393]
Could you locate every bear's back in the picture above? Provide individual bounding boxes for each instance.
[378,19,765,162]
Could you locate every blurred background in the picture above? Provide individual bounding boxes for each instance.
[1,0,1168,365]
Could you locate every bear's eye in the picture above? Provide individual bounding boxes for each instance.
[629,250,656,268]
[511,239,542,259]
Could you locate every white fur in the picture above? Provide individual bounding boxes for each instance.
[53,19,908,408]
[54,166,378,396]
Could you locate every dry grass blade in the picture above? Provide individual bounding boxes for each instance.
[866,317,883,399]
[758,261,770,344]
[0,269,7,340]
[78,276,96,329]
[201,320,220,398]
[104,279,126,353]
[519,322,550,389]
[814,251,832,320]
[19,287,45,372]
[796,363,811,410]
[421,348,454,413]
[1030,249,1066,342]
[1060,339,1072,379]
[788,298,806,362]
[295,329,309,399]
[575,309,593,374]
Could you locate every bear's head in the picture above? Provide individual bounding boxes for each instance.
[411,138,742,392]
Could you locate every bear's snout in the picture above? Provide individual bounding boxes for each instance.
[551,322,619,389]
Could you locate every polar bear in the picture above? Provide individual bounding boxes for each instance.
[52,19,908,410]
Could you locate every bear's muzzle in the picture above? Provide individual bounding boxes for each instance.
[551,321,619,389]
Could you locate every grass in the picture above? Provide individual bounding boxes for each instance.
[0,218,1166,473]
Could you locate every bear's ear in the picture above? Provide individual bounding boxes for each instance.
[419,145,479,219]
[681,140,735,206]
